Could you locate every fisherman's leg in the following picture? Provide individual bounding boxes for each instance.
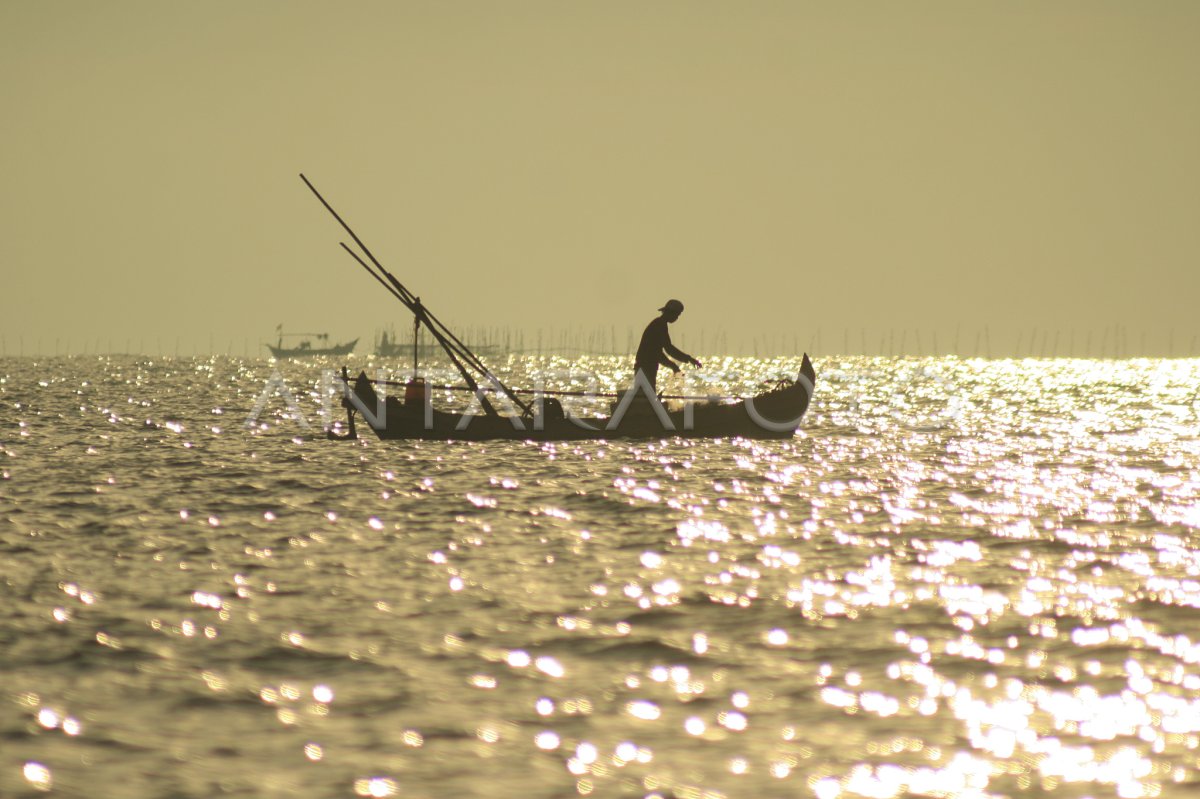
[635,365,658,391]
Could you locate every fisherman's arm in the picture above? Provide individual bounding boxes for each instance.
[665,343,701,368]
[658,353,681,372]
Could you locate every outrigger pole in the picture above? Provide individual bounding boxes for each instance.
[366,376,743,403]
[299,174,532,418]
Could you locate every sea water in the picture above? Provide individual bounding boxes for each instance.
[2,354,1199,799]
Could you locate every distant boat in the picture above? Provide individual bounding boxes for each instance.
[375,329,404,357]
[267,329,358,358]
[375,327,499,359]
[375,328,441,359]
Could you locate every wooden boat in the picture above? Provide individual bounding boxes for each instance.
[375,329,452,359]
[267,331,358,358]
[297,173,818,442]
[376,328,500,359]
[338,354,816,441]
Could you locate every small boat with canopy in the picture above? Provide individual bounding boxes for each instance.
[267,328,358,358]
[299,175,816,442]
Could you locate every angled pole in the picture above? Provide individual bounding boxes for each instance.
[336,242,496,413]
[306,174,531,417]
[300,173,417,305]
[340,243,414,311]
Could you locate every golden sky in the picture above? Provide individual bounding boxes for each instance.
[2,1,1197,356]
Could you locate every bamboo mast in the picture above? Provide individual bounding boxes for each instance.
[301,174,532,417]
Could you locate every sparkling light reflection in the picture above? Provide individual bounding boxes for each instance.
[4,356,1200,798]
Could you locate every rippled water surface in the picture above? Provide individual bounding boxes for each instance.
[3,355,1200,799]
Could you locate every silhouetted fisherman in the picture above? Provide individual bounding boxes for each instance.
[635,299,702,390]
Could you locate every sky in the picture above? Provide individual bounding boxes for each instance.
[2,1,1198,357]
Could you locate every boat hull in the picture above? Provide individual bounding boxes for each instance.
[342,354,816,442]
